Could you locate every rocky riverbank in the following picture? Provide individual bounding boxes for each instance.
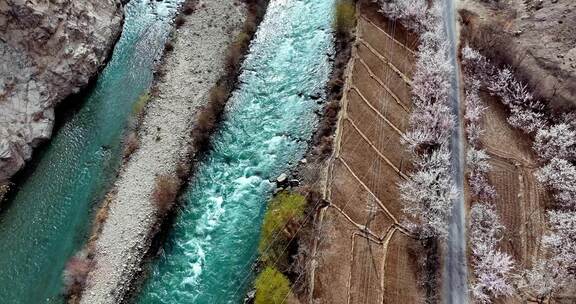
[0,0,124,183]
[77,1,247,303]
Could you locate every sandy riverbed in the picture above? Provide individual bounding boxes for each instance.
[79,1,246,303]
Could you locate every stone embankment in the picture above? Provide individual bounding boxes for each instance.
[0,0,124,182]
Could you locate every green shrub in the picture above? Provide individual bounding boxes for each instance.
[254,266,292,304]
[333,0,356,36]
[132,93,151,117]
[258,191,306,265]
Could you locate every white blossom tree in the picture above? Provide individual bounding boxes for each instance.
[467,149,496,200]
[380,0,457,239]
[536,158,576,208]
[373,0,427,32]
[469,203,515,303]
[543,210,576,272]
[517,211,576,302]
[404,102,454,153]
[400,146,456,239]
[516,260,564,303]
[462,47,496,202]
[534,123,576,162]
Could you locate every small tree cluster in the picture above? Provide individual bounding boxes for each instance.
[464,80,485,145]
[379,0,456,240]
[462,47,515,303]
[461,64,495,201]
[254,266,292,304]
[462,46,546,135]
[334,0,356,38]
[489,69,545,134]
[469,203,515,303]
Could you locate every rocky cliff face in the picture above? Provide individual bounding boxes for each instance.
[460,0,576,109]
[0,0,123,182]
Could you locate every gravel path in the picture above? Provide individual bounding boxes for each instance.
[80,1,245,303]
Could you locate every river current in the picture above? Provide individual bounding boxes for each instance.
[137,0,336,303]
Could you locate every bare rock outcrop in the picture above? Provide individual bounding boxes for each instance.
[460,0,576,109]
[0,0,123,182]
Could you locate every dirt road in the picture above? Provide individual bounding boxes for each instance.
[442,0,469,302]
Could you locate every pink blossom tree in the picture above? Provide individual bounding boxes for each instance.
[536,158,576,208]
[467,149,496,200]
[534,123,576,162]
[517,211,576,302]
[469,203,515,303]
[373,0,427,32]
[400,146,456,239]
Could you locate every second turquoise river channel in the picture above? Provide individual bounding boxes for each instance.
[137,0,336,303]
[0,0,182,303]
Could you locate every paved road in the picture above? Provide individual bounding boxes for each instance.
[441,0,469,303]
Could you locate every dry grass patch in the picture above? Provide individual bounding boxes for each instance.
[152,174,181,215]
[182,0,198,15]
[174,15,185,28]
[122,132,140,159]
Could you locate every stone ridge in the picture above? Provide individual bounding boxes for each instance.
[0,0,124,181]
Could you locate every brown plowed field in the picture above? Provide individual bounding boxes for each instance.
[349,234,387,304]
[473,94,550,303]
[310,1,425,303]
[358,18,416,78]
[330,160,396,237]
[478,95,549,266]
[383,231,425,303]
[356,42,412,105]
[313,208,362,304]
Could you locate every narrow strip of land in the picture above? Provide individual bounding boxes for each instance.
[80,2,246,303]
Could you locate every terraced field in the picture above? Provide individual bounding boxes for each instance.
[309,1,426,302]
[474,95,550,303]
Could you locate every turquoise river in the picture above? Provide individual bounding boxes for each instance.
[137,0,336,303]
[0,0,182,303]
